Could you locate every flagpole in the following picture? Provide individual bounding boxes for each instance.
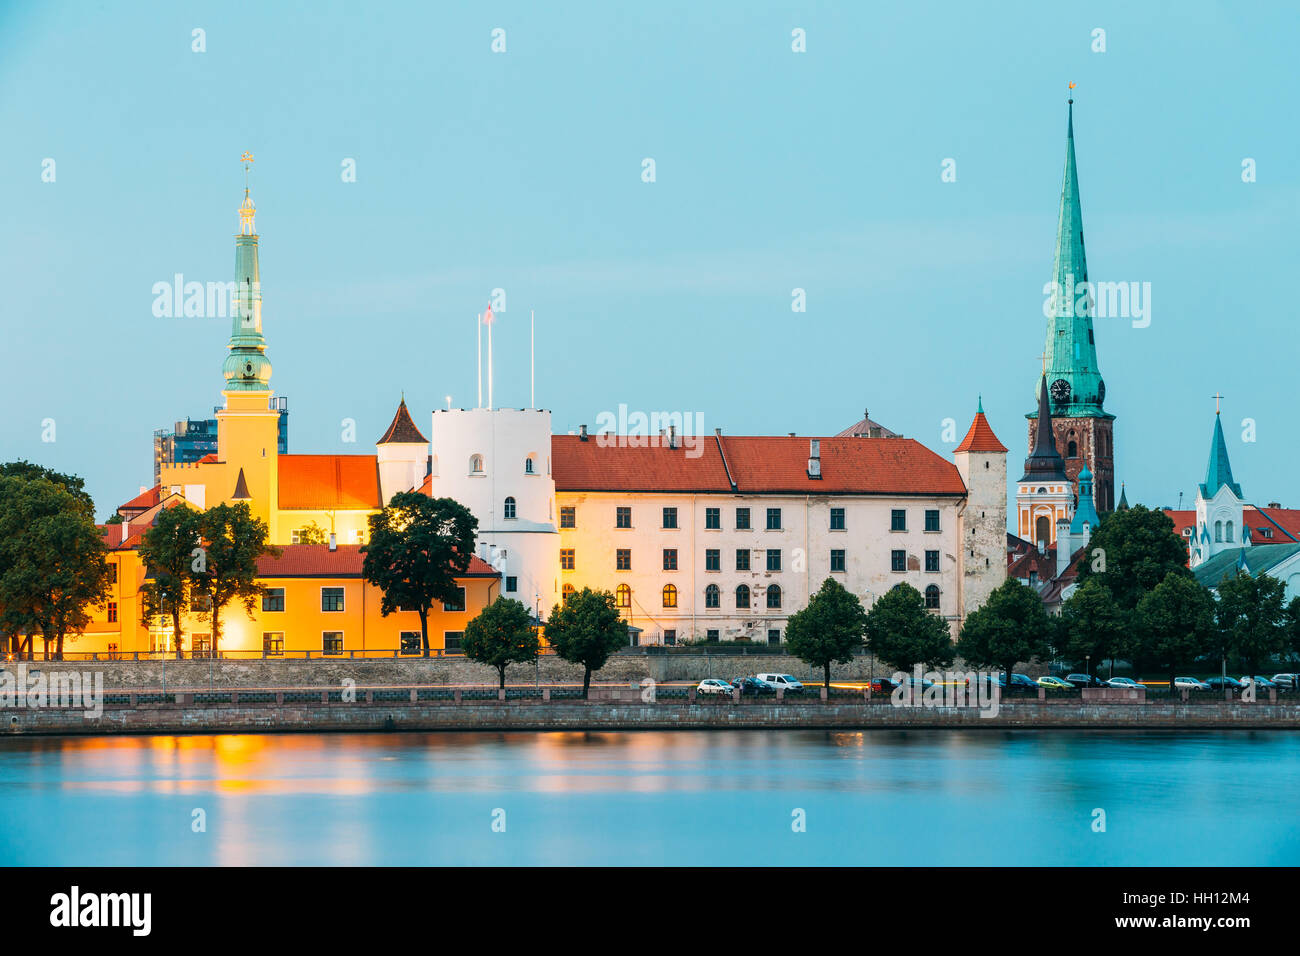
[476,313,482,408]
[530,309,535,409]
[488,316,494,411]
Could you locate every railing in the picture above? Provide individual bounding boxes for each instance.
[1,648,563,662]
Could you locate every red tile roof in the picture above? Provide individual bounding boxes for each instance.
[196,453,219,464]
[1164,506,1300,548]
[119,484,161,514]
[551,435,733,492]
[377,400,428,445]
[954,412,1007,453]
[256,544,498,578]
[278,455,381,511]
[1008,546,1055,580]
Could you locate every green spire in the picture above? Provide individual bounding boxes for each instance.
[223,177,273,392]
[1037,98,1107,418]
[977,394,984,414]
[1200,412,1242,499]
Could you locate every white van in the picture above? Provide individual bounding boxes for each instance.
[756,673,804,694]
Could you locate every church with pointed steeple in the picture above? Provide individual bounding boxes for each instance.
[1027,97,1116,514]
[1017,374,1074,550]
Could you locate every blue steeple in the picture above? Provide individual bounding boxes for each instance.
[1199,411,1242,499]
[1070,466,1100,534]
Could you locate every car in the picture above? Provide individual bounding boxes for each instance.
[1065,673,1108,689]
[1037,676,1073,690]
[869,676,899,694]
[696,679,733,697]
[1173,677,1211,691]
[1105,677,1143,689]
[756,673,805,694]
[896,674,935,691]
[1271,673,1299,690]
[966,674,1006,690]
[1239,676,1277,689]
[1205,676,1244,691]
[730,676,776,697]
[1006,673,1038,690]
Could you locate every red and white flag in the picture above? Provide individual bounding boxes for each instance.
[483,304,495,326]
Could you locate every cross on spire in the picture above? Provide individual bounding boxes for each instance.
[1212,391,1224,415]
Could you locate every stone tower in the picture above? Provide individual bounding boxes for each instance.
[954,398,1008,618]
[1027,98,1116,513]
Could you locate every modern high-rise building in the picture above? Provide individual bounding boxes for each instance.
[152,399,287,484]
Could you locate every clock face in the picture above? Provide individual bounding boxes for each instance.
[243,360,255,377]
[1050,378,1071,403]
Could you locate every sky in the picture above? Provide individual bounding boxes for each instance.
[2,0,1297,521]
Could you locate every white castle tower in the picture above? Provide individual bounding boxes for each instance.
[376,397,430,503]
[426,407,560,616]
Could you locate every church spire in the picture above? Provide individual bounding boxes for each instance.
[1021,375,1067,481]
[223,152,273,392]
[1200,409,1242,499]
[1039,96,1105,415]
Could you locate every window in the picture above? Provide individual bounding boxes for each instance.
[704,584,720,608]
[1214,521,1223,543]
[469,454,484,474]
[925,550,940,572]
[400,632,421,655]
[663,630,677,646]
[443,586,466,612]
[505,576,518,593]
[766,584,781,608]
[706,629,720,641]
[503,496,516,519]
[263,632,284,657]
[562,583,575,601]
[1066,441,1078,458]
[766,507,782,530]
[107,564,118,586]
[444,631,464,653]
[559,506,576,529]
[891,509,906,531]
[663,549,678,571]
[735,584,751,609]
[705,549,720,571]
[925,509,940,532]
[616,583,631,608]
[830,507,845,531]
[766,549,781,572]
[662,584,678,608]
[616,506,632,528]
[735,507,751,530]
[924,585,940,610]
[191,634,210,658]
[321,587,345,612]
[616,549,631,571]
[1226,520,1234,543]
[107,602,118,623]
[322,632,343,656]
[767,629,780,645]
[560,549,575,571]
[525,456,535,474]
[830,549,845,572]
[891,550,906,572]
[736,549,751,571]
[663,507,678,529]
[262,588,285,612]
[705,507,721,530]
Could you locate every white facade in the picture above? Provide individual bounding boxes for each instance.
[1192,483,1245,568]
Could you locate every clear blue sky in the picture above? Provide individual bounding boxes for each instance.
[2,1,1296,521]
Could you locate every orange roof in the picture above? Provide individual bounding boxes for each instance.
[955,411,1007,453]
[278,455,381,511]
[256,543,498,578]
[119,484,160,513]
[1164,506,1300,547]
[549,434,965,496]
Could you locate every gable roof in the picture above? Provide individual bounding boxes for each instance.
[1192,543,1300,590]
[377,399,428,445]
[278,455,381,511]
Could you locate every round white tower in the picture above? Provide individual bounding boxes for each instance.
[426,407,559,616]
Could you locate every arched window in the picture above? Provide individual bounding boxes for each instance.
[525,455,535,474]
[1035,515,1050,547]
[1225,520,1234,543]
[562,583,575,602]
[766,584,781,609]
[503,496,516,519]
[616,583,631,608]
[662,584,678,608]
[1066,440,1078,458]
[735,584,750,609]
[704,584,720,608]
[1214,521,1223,543]
[469,454,484,474]
[925,584,940,609]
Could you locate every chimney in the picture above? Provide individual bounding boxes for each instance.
[579,424,588,442]
[328,533,337,552]
[714,427,722,436]
[1269,501,1282,509]
[807,439,821,479]
[669,425,678,449]
[121,521,129,545]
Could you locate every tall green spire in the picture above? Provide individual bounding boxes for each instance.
[1200,412,1242,499]
[223,163,273,392]
[1038,98,1106,417]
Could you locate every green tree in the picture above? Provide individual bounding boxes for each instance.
[864,581,954,674]
[1134,572,1216,694]
[0,474,110,659]
[786,577,868,691]
[190,503,275,657]
[0,460,93,512]
[1059,578,1128,676]
[543,587,628,699]
[361,493,478,655]
[1215,570,1288,680]
[138,504,202,659]
[1074,505,1189,611]
[956,578,1051,686]
[463,596,540,689]
[296,520,328,545]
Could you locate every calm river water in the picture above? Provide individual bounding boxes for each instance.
[1,730,1297,865]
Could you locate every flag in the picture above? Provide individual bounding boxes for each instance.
[483,304,495,326]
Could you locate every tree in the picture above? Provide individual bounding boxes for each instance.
[463,596,539,689]
[956,578,1051,686]
[1059,578,1128,675]
[361,493,478,655]
[864,581,954,674]
[1286,596,1300,664]
[785,577,868,691]
[190,503,275,657]
[1074,505,1190,611]
[0,474,110,659]
[1134,572,1216,694]
[138,504,202,659]
[296,520,328,545]
[0,460,94,512]
[1215,570,1289,680]
[543,587,628,699]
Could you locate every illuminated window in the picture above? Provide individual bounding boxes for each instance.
[560,549,575,571]
[562,583,575,602]
[616,583,631,608]
[662,584,678,608]
[322,632,343,656]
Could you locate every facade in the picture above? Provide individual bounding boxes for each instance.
[152,401,287,484]
[1016,376,1074,550]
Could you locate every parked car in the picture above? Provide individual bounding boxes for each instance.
[1037,676,1073,690]
[1065,673,1108,689]
[756,673,805,695]
[1105,677,1143,689]
[1239,676,1277,689]
[1173,677,1212,691]
[696,679,733,697]
[730,677,776,697]
[896,674,935,691]
[1271,673,1299,690]
[966,674,1006,690]
[869,676,899,694]
[1205,676,1244,691]
[1004,673,1039,691]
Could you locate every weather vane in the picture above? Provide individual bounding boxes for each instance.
[1068,81,1076,103]
[241,151,254,187]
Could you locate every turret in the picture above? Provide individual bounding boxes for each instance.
[954,397,1008,618]
[376,397,429,503]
